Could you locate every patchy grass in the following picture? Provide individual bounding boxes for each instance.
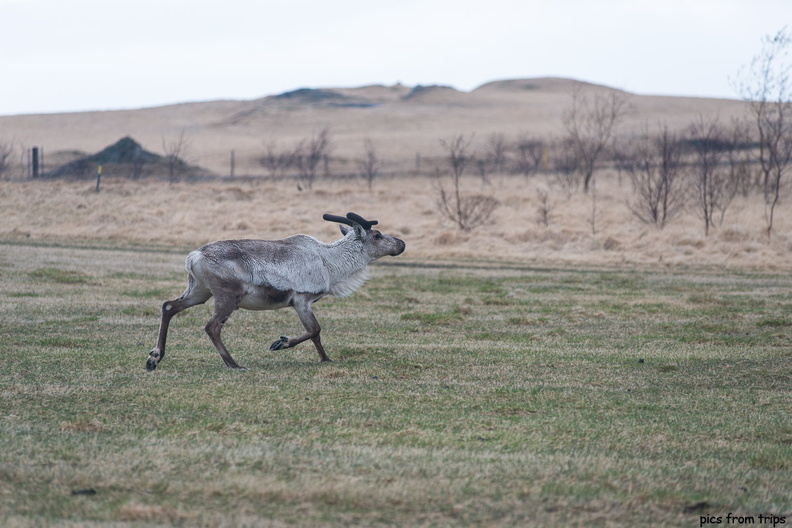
[0,242,790,527]
[28,267,92,284]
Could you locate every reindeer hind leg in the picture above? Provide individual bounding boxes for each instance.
[147,276,212,371]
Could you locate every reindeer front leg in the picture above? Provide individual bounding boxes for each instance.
[205,292,247,369]
[269,294,332,362]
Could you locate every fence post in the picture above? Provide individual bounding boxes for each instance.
[31,147,39,178]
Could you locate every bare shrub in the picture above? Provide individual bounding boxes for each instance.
[162,129,191,183]
[514,134,546,177]
[623,125,687,228]
[475,159,491,185]
[611,138,634,187]
[293,128,332,190]
[487,133,508,175]
[551,139,582,198]
[435,134,499,231]
[562,88,630,192]
[358,139,380,190]
[0,139,16,179]
[724,119,757,198]
[476,132,508,183]
[437,191,499,231]
[535,188,554,227]
[686,117,739,236]
[733,27,792,239]
[259,140,294,180]
[587,179,601,235]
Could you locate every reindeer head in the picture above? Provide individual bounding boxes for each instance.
[323,212,406,259]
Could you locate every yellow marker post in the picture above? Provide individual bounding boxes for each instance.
[96,162,102,192]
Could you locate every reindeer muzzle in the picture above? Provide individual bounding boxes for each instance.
[392,239,406,256]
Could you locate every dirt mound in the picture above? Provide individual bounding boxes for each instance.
[42,136,211,180]
[88,136,161,164]
[274,88,379,108]
[473,77,622,94]
[402,84,463,101]
[274,88,347,103]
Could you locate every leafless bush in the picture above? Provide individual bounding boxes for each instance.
[551,139,582,198]
[733,27,792,239]
[623,125,687,228]
[358,139,380,190]
[0,140,16,180]
[686,117,738,235]
[437,190,500,231]
[475,159,491,185]
[442,134,475,178]
[535,188,554,227]
[487,133,508,175]
[435,134,499,231]
[259,140,294,180]
[293,128,331,190]
[610,138,634,187]
[723,119,757,198]
[473,132,508,183]
[162,129,191,183]
[587,179,602,235]
[562,88,630,192]
[514,134,546,177]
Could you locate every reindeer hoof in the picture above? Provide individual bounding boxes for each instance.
[146,350,160,371]
[269,336,290,351]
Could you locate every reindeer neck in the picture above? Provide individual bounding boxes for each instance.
[323,236,370,297]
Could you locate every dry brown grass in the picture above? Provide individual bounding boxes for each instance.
[1,77,784,271]
[1,173,790,271]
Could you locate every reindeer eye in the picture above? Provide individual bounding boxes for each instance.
[374,233,382,240]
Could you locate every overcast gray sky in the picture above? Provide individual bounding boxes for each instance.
[1,0,790,115]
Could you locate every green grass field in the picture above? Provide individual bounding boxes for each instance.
[1,242,790,527]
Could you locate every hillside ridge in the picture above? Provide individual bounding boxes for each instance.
[0,77,749,176]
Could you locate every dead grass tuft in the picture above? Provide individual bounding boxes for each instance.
[116,503,194,523]
[61,418,104,432]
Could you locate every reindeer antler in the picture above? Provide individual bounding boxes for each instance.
[323,212,379,230]
[322,213,354,226]
[346,212,378,230]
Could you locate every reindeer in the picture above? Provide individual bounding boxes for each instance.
[146,212,405,370]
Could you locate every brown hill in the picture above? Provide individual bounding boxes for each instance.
[0,77,750,177]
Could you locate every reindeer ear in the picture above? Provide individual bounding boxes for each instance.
[339,224,365,239]
[346,212,378,230]
[326,213,367,239]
